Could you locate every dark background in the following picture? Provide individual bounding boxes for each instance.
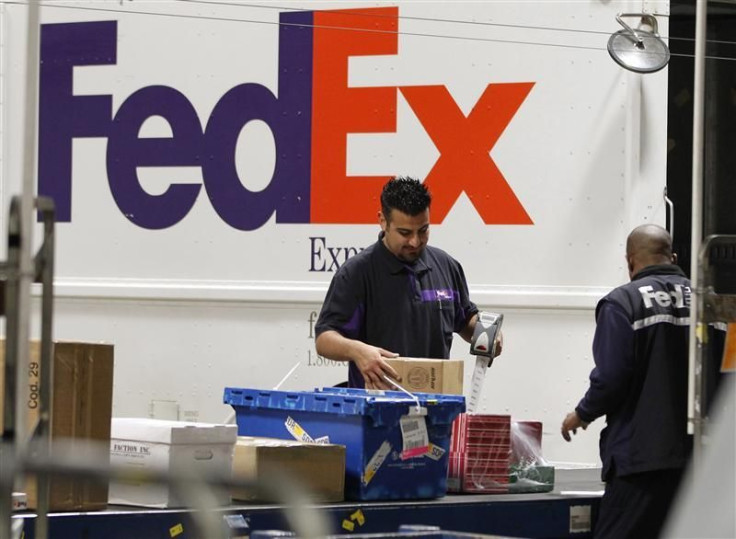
[667,0,736,291]
[666,0,735,409]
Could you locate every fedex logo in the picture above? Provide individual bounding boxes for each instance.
[38,7,534,230]
[638,284,691,310]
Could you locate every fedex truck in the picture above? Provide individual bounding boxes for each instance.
[0,0,671,466]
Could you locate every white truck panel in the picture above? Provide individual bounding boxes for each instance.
[2,0,670,466]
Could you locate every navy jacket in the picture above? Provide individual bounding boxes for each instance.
[576,264,693,479]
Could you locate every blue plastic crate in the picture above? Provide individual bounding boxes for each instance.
[223,387,465,501]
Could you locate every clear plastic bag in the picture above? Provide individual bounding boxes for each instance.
[509,420,554,493]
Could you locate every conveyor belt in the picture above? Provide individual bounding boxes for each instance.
[11,468,603,539]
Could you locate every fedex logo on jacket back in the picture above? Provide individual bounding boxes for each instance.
[39,8,534,230]
[638,284,691,310]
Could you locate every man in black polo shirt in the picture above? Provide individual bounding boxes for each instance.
[315,176,501,390]
[560,224,693,538]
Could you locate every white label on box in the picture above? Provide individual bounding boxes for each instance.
[12,492,27,511]
[112,441,153,460]
[400,414,429,459]
[285,416,314,443]
[363,440,392,485]
[425,443,446,461]
[569,505,592,533]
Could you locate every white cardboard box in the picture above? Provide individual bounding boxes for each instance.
[109,418,237,508]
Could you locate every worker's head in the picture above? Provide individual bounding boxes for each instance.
[379,177,431,263]
[625,224,676,279]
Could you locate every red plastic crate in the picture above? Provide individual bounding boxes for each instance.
[448,414,511,493]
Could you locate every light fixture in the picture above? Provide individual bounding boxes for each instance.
[608,13,670,73]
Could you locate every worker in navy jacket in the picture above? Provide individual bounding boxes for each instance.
[315,176,502,390]
[561,224,692,539]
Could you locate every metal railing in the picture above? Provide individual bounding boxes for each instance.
[1,196,55,539]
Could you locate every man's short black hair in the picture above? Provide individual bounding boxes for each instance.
[380,176,431,220]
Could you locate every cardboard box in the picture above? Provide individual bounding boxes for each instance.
[109,418,237,508]
[0,340,41,434]
[384,357,463,395]
[0,340,114,511]
[232,436,345,502]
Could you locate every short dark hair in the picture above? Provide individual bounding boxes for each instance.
[380,176,431,220]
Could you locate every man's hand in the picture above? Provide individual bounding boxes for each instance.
[354,344,401,390]
[462,315,503,362]
[314,331,401,389]
[561,411,589,442]
[493,330,504,358]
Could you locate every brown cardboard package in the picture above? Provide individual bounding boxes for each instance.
[385,357,464,395]
[0,340,114,511]
[232,436,345,503]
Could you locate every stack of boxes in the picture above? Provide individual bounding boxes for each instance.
[447,413,511,493]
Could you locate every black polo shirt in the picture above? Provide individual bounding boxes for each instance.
[315,233,478,388]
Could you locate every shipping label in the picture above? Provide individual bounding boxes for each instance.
[363,440,392,485]
[285,416,315,443]
[425,443,446,461]
[399,414,429,459]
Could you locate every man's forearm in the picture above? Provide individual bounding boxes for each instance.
[315,330,357,363]
[459,313,478,343]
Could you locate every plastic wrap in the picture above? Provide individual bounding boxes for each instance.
[509,420,554,493]
[447,415,554,494]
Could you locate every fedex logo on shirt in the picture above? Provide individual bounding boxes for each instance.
[436,290,452,301]
[38,7,534,231]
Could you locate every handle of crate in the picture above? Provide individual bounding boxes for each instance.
[381,375,425,415]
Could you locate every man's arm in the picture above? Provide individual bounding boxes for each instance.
[459,313,477,343]
[315,330,400,390]
[575,301,635,421]
[314,263,401,389]
[561,300,634,441]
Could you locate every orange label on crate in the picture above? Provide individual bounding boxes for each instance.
[425,443,446,461]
